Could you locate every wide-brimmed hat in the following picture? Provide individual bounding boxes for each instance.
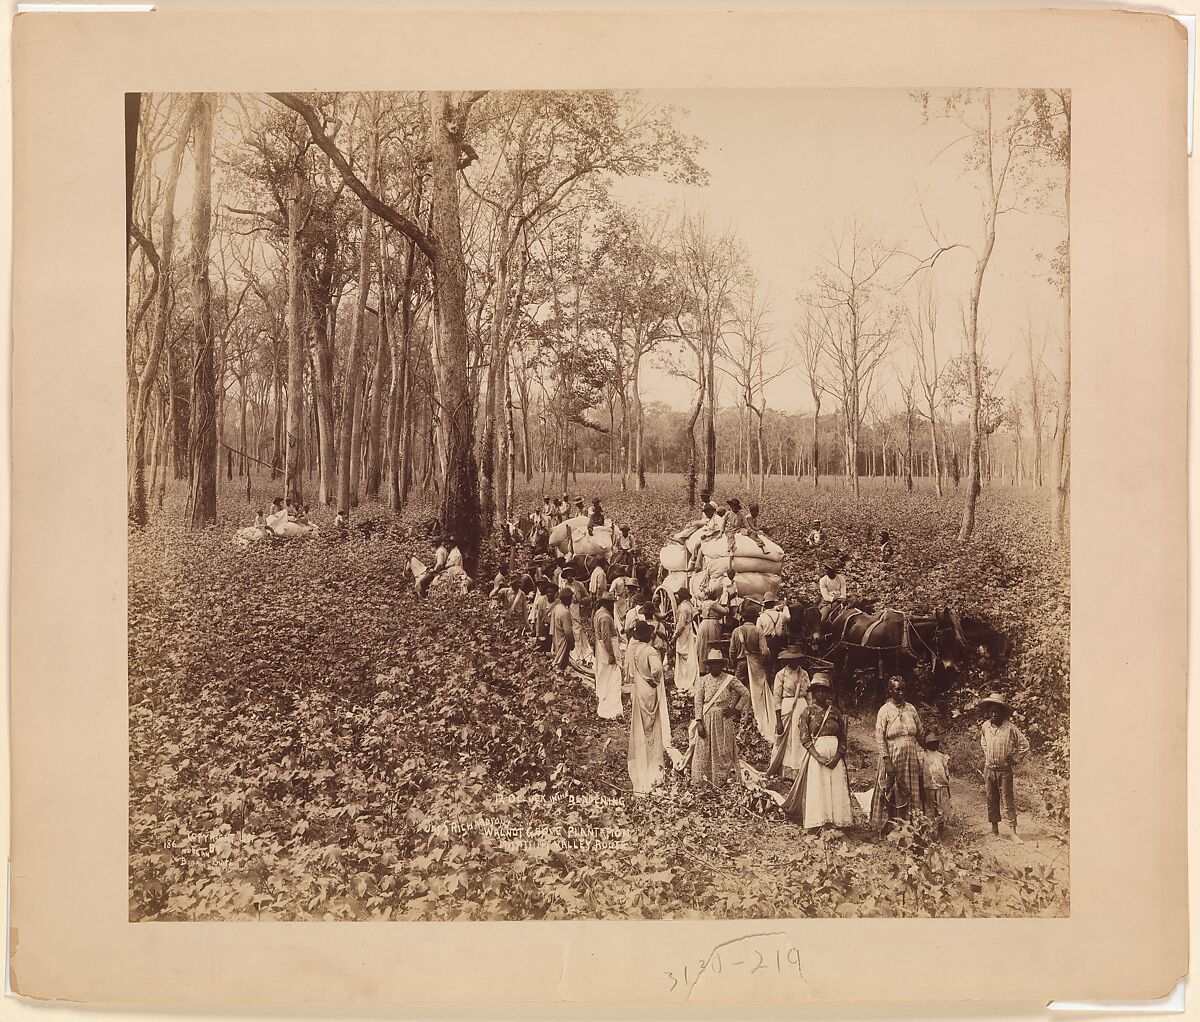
[808,672,834,691]
[924,729,941,744]
[762,594,778,608]
[704,649,727,665]
[978,692,1011,712]
[777,647,806,663]
[632,619,655,641]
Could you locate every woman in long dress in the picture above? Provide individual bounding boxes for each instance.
[592,594,624,720]
[672,590,699,695]
[869,675,926,831]
[550,588,575,671]
[765,647,810,779]
[780,673,854,829]
[694,603,725,669]
[691,649,751,787]
[626,620,671,794]
[567,574,594,665]
[730,606,774,745]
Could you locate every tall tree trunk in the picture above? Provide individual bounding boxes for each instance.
[187,94,218,528]
[428,92,481,570]
[632,355,647,489]
[927,414,942,497]
[704,343,716,493]
[504,368,517,520]
[685,377,704,506]
[1050,148,1071,546]
[338,142,377,514]
[284,173,309,507]
[128,102,194,526]
[365,305,390,498]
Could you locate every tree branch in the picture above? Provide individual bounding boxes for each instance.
[268,92,436,264]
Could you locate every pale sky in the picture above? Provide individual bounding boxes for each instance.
[614,88,1069,415]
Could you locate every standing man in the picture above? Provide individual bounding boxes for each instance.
[978,693,1031,841]
[589,556,609,600]
[550,588,576,672]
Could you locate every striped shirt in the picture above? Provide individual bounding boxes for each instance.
[980,720,1030,770]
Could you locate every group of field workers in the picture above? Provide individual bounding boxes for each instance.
[488,490,1032,841]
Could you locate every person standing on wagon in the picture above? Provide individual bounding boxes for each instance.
[978,693,1031,841]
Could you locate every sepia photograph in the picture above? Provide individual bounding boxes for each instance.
[125,87,1072,922]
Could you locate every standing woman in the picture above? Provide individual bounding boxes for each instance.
[869,676,926,832]
[766,647,810,779]
[673,590,699,695]
[550,588,575,672]
[626,620,671,794]
[592,594,624,720]
[780,673,854,830]
[691,649,751,787]
[730,605,774,745]
[695,603,726,675]
[568,572,594,665]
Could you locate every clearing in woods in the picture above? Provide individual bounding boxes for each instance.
[129,473,1069,921]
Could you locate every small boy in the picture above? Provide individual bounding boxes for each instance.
[978,693,1031,841]
[921,730,951,838]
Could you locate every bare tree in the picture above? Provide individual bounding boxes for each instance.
[1021,317,1052,486]
[793,307,828,487]
[808,218,898,500]
[188,93,219,527]
[677,211,742,496]
[905,277,945,497]
[911,89,1048,541]
[898,370,919,491]
[722,273,787,499]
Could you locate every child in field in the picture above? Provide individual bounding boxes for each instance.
[921,730,951,838]
[978,693,1031,841]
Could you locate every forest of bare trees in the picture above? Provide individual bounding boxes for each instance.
[126,88,1071,568]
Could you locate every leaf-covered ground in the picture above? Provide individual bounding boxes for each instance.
[129,471,1069,920]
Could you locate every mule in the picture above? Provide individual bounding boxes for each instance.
[818,605,1000,706]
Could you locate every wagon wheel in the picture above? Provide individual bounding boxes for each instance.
[653,584,678,627]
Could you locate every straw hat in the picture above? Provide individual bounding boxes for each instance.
[777,647,806,663]
[808,672,834,691]
[704,649,727,666]
[978,692,1010,712]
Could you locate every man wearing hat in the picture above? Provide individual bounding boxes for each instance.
[758,593,787,673]
[978,693,1030,840]
[691,648,751,787]
[592,593,623,720]
[766,646,811,779]
[818,560,847,607]
[550,587,575,672]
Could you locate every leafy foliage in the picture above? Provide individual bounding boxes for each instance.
[130,472,1067,920]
